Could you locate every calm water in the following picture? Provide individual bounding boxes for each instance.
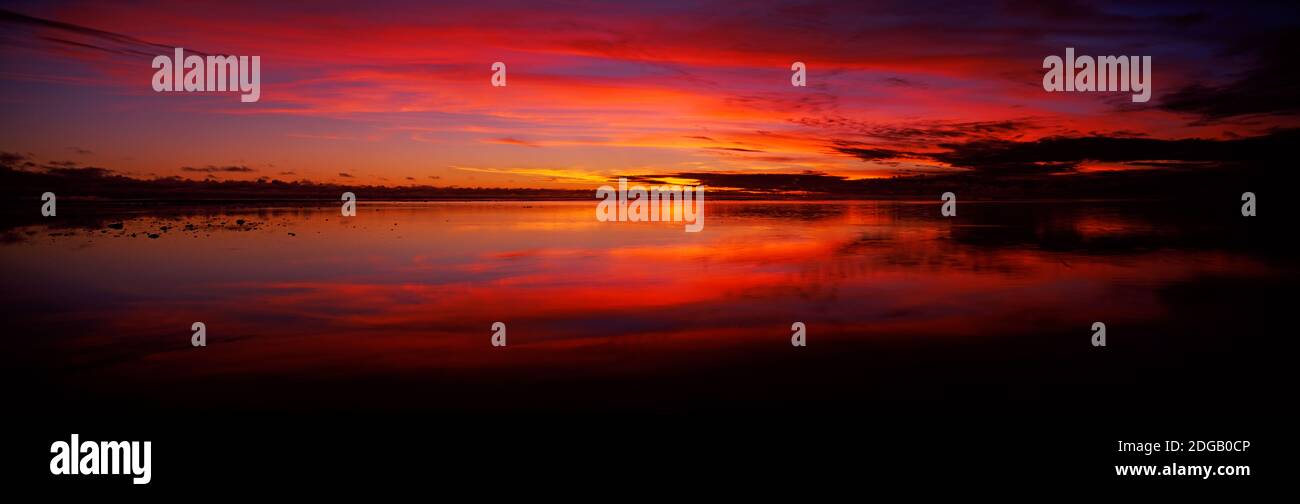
[3,201,1289,413]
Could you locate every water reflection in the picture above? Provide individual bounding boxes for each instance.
[2,201,1288,411]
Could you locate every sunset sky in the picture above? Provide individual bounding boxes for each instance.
[2,0,1297,188]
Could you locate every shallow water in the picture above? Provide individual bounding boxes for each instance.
[3,200,1290,412]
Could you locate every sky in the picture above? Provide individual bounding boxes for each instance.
[1,0,1297,189]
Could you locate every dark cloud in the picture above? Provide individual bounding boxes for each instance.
[1164,11,1210,28]
[44,166,116,178]
[706,146,765,153]
[727,92,838,115]
[1,151,30,166]
[181,165,256,173]
[799,117,1034,145]
[932,130,1294,173]
[1160,29,1300,121]
[831,144,908,161]
[630,171,867,193]
[0,7,207,58]
[338,172,354,178]
[1,153,115,177]
[882,77,925,88]
[831,128,1296,177]
[1001,0,1107,22]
